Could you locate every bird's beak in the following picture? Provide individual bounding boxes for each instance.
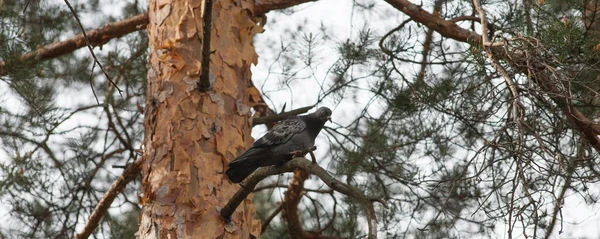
[327,116,332,123]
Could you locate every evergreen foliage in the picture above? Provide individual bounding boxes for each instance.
[1,1,146,238]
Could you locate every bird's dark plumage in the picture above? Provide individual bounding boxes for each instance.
[225,107,332,183]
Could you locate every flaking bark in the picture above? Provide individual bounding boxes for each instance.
[137,0,263,237]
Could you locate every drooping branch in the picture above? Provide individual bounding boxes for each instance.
[0,13,148,76]
[76,158,142,239]
[220,157,377,239]
[283,169,309,238]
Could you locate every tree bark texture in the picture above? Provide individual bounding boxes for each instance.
[138,0,263,238]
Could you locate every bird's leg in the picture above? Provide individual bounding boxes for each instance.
[289,150,303,158]
[309,151,317,164]
[289,146,318,159]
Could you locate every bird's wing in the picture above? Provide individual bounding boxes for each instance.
[253,117,306,148]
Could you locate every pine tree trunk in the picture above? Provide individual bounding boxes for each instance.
[138,0,263,237]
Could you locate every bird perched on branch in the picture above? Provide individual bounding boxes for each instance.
[225,107,332,183]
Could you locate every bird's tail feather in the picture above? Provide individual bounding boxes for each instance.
[225,148,263,183]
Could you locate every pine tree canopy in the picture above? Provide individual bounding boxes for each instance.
[1,0,600,238]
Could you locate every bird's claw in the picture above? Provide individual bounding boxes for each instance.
[289,150,303,158]
[289,146,318,163]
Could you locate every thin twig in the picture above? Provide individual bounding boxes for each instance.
[544,167,573,238]
[23,0,32,13]
[89,61,100,104]
[63,0,123,95]
[261,203,283,233]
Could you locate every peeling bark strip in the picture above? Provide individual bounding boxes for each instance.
[138,0,263,237]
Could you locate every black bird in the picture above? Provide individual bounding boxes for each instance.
[225,107,332,183]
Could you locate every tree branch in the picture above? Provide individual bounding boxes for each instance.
[383,0,600,152]
[252,105,313,126]
[253,182,333,194]
[76,158,142,239]
[383,0,481,44]
[253,0,317,15]
[0,13,148,76]
[283,169,309,238]
[283,169,345,239]
[220,158,377,239]
[261,203,283,233]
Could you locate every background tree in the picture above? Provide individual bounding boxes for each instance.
[2,0,600,239]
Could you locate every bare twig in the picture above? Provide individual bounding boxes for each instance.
[472,0,522,124]
[472,0,491,45]
[76,158,142,239]
[220,158,377,239]
[89,62,100,104]
[544,167,573,238]
[416,0,444,86]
